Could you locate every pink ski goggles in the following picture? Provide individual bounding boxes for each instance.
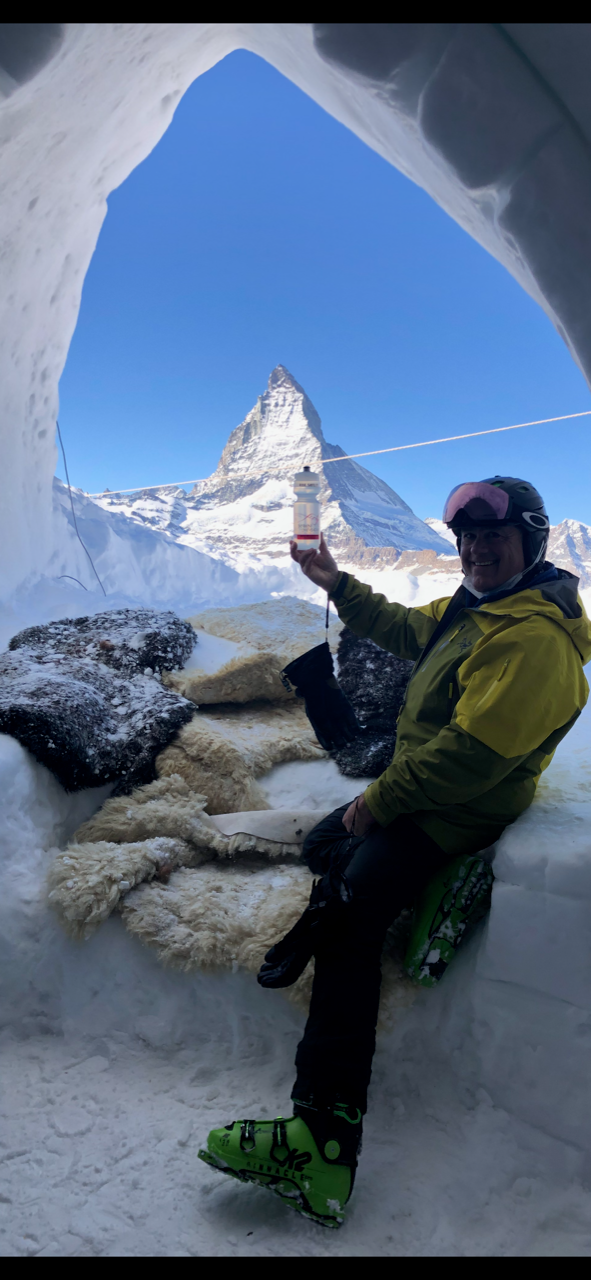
[443,482,510,525]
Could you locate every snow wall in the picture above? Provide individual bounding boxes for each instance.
[2,23,591,1171]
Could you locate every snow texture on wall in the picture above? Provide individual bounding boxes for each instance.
[2,23,591,594]
[49,478,242,608]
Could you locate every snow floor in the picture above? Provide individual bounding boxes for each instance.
[3,958,591,1257]
[3,583,591,1255]
[0,1043,584,1258]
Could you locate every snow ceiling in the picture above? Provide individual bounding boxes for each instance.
[2,22,591,595]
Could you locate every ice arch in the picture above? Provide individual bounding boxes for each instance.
[2,21,591,594]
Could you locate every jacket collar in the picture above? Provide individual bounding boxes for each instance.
[464,562,567,609]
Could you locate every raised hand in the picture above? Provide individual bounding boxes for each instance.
[290,533,340,593]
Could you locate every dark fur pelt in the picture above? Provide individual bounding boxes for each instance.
[9,608,196,677]
[332,627,413,778]
[1,609,197,792]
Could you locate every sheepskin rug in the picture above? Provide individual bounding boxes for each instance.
[52,778,325,943]
[71,775,321,864]
[71,774,229,851]
[0,608,197,792]
[121,862,316,1006]
[48,835,206,941]
[119,863,417,1020]
[155,700,327,814]
[49,790,417,1021]
[165,650,294,705]
[165,597,341,704]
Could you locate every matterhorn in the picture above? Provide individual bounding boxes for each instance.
[98,366,454,576]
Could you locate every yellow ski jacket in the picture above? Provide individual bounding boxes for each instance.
[330,568,591,855]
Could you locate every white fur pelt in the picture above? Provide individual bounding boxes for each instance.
[71,775,322,863]
[187,597,341,656]
[47,835,206,941]
[51,782,326,941]
[155,701,326,814]
[164,650,293,705]
[165,597,341,705]
[120,862,315,1006]
[71,774,230,850]
[48,816,417,1021]
[119,862,418,1022]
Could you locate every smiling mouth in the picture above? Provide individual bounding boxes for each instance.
[472,560,497,567]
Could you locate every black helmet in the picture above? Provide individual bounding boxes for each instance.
[443,476,550,569]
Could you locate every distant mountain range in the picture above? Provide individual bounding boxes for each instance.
[546,519,591,588]
[90,367,591,592]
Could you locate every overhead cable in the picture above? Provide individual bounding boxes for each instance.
[87,408,591,498]
[56,420,106,595]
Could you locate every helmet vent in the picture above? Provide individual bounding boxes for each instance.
[522,511,549,529]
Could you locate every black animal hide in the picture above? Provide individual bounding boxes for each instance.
[332,627,413,778]
[1,609,197,792]
[10,607,196,676]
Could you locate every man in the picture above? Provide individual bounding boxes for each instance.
[199,476,591,1228]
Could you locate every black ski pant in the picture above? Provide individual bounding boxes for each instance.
[292,804,449,1114]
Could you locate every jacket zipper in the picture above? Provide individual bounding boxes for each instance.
[448,679,456,719]
[399,623,466,716]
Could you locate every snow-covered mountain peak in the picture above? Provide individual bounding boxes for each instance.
[194,365,325,507]
[547,518,591,587]
[188,368,452,560]
[93,369,459,575]
[267,364,299,389]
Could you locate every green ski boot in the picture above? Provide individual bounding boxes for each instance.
[198,1100,361,1229]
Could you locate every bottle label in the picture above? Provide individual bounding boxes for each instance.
[294,503,320,538]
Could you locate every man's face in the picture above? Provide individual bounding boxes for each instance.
[459,525,526,593]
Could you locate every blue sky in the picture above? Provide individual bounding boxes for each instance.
[58,49,591,524]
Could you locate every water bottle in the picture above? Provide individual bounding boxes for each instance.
[293,466,321,550]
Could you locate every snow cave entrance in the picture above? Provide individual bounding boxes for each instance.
[4,27,591,1259]
[56,41,591,534]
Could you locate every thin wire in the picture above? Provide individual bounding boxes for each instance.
[323,409,591,463]
[90,478,206,496]
[57,574,88,590]
[86,409,591,498]
[56,420,106,596]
